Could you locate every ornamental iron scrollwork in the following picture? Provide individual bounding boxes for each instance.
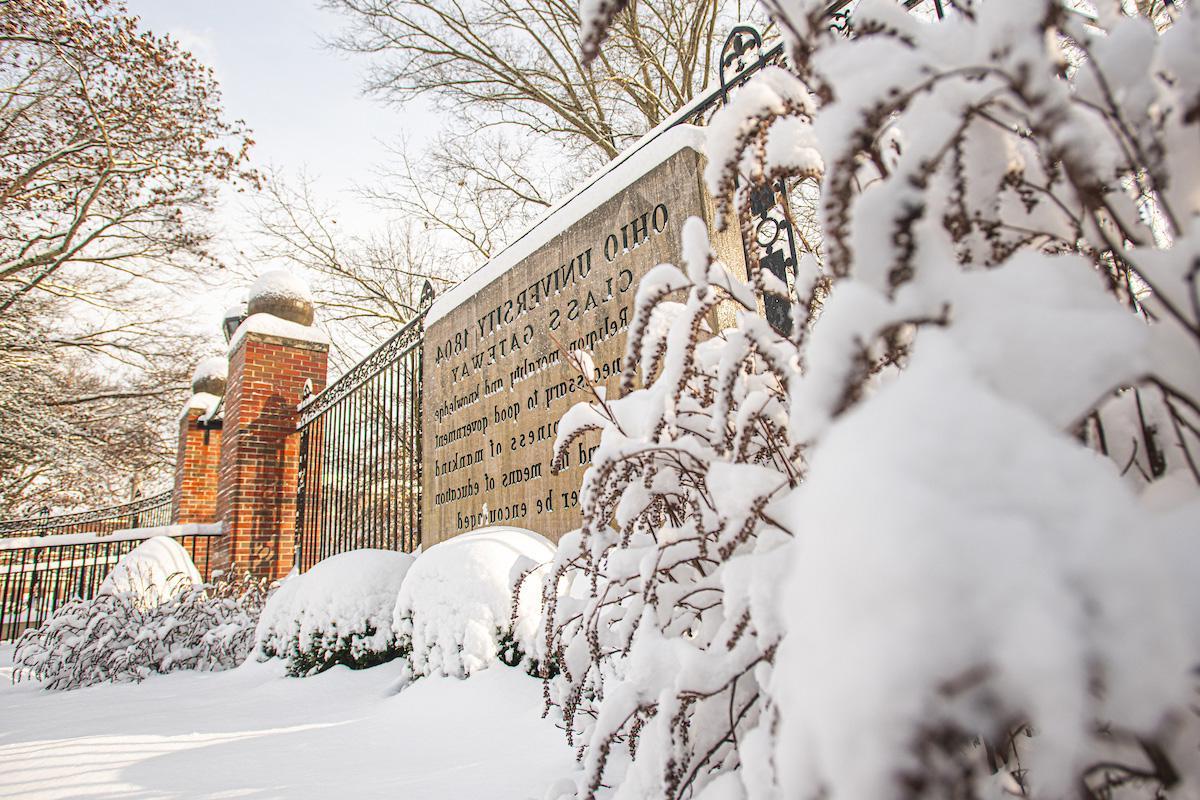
[750,180,801,336]
[827,0,945,33]
[296,300,431,430]
[696,27,802,335]
[0,489,173,537]
[681,26,784,128]
[699,4,924,335]
[719,25,767,94]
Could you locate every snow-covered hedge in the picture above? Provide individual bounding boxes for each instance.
[13,537,268,690]
[256,549,413,677]
[395,527,553,679]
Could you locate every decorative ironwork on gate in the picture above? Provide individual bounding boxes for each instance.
[0,489,173,538]
[293,302,429,571]
[674,3,947,335]
[676,24,802,335]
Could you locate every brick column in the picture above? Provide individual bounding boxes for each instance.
[172,404,222,577]
[173,409,222,524]
[213,331,328,580]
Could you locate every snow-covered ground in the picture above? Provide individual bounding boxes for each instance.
[0,644,574,799]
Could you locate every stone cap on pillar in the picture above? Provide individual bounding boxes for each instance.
[227,270,329,354]
[191,356,228,397]
[247,269,315,325]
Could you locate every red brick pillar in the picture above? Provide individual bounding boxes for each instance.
[174,408,222,524]
[213,326,328,580]
[172,404,222,577]
[173,358,228,579]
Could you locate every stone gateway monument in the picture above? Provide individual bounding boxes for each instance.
[420,128,747,546]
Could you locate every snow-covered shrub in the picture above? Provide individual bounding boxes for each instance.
[541,225,794,799]
[100,535,202,605]
[395,527,554,680]
[13,538,269,690]
[545,2,1200,798]
[163,571,271,671]
[255,549,413,677]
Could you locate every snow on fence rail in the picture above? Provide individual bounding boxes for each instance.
[0,523,221,642]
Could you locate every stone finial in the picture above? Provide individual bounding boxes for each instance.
[191,356,228,397]
[246,269,315,326]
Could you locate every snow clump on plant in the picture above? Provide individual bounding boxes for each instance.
[256,549,414,677]
[543,2,1200,798]
[394,527,554,680]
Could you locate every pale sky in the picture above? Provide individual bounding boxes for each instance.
[123,0,440,344]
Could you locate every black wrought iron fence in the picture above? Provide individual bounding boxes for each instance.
[0,524,220,641]
[294,308,427,571]
[0,489,173,539]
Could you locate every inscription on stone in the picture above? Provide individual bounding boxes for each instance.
[421,144,744,545]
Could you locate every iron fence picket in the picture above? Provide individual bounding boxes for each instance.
[0,531,222,642]
[294,310,428,569]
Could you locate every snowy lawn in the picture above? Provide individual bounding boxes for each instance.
[0,645,574,799]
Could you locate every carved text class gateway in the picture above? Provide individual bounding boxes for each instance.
[433,202,669,365]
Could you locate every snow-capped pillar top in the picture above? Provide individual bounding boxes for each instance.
[173,359,225,569]
[190,356,228,397]
[246,269,315,326]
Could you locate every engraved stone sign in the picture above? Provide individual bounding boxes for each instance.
[421,138,745,545]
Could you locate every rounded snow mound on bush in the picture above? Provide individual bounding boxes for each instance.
[394,526,554,679]
[15,543,263,689]
[100,536,201,605]
[256,549,414,677]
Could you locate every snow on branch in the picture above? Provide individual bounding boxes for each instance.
[542,2,1200,798]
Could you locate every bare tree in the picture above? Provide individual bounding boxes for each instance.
[0,285,207,516]
[325,0,768,257]
[362,133,563,262]
[0,0,255,514]
[249,172,457,367]
[0,0,255,311]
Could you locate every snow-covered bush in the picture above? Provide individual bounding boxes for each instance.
[256,549,413,677]
[544,2,1200,799]
[395,527,554,680]
[13,538,269,690]
[100,535,202,604]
